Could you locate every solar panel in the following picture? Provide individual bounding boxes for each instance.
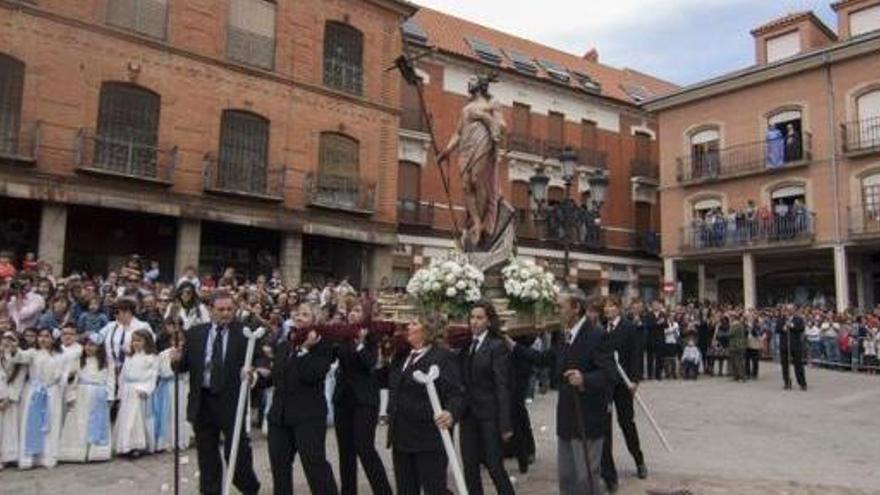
[402,18,429,47]
[570,70,601,93]
[502,49,538,75]
[466,38,502,65]
[537,59,570,83]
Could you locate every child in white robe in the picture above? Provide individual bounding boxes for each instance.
[14,328,70,469]
[1,332,27,468]
[113,329,158,457]
[59,334,115,462]
[152,325,190,452]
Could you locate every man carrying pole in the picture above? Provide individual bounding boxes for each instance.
[508,289,615,494]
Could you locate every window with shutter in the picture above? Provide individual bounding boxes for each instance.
[324,22,364,95]
[317,132,361,209]
[218,110,270,194]
[227,0,276,69]
[0,54,25,156]
[547,111,564,156]
[397,161,421,216]
[581,120,597,150]
[106,0,169,39]
[94,82,160,177]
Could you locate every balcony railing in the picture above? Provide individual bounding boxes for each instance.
[0,120,41,163]
[505,132,607,169]
[203,156,285,200]
[631,158,659,179]
[75,128,176,184]
[848,205,880,238]
[680,212,816,251]
[676,132,813,184]
[515,214,605,249]
[397,201,434,227]
[305,172,376,214]
[630,230,660,255]
[842,116,880,156]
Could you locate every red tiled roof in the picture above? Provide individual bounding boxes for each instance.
[410,7,678,105]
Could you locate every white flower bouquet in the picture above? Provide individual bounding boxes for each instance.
[406,250,484,319]
[501,257,558,316]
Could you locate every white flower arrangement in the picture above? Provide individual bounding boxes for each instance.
[501,257,558,315]
[406,250,484,319]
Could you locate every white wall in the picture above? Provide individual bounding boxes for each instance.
[766,31,801,63]
[442,63,621,133]
[851,5,880,37]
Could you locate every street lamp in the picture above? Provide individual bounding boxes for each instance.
[527,147,607,287]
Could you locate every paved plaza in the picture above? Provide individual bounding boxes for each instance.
[3,367,879,494]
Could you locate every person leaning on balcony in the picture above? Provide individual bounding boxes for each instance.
[784,124,801,162]
[766,125,784,168]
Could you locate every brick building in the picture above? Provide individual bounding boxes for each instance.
[393,8,675,302]
[0,0,415,288]
[645,0,880,311]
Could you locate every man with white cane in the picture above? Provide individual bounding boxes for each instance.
[508,289,615,495]
[170,290,261,495]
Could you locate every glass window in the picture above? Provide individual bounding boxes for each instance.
[106,0,169,39]
[324,22,363,95]
[0,54,25,156]
[95,82,160,176]
[218,110,270,194]
[227,0,276,69]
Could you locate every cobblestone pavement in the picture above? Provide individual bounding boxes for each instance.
[3,366,879,494]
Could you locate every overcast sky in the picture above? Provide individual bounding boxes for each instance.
[413,0,839,86]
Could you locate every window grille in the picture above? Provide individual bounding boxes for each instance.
[0,54,25,156]
[323,22,364,95]
[95,82,160,177]
[218,110,270,194]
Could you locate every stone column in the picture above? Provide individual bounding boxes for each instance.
[38,203,68,274]
[697,263,707,302]
[663,257,676,306]
[366,245,393,291]
[174,218,202,279]
[743,253,756,310]
[854,255,866,310]
[627,266,640,304]
[279,232,303,288]
[834,245,849,312]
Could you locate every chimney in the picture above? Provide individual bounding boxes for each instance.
[750,11,836,65]
[583,48,599,63]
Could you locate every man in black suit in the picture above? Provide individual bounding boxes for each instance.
[602,296,647,492]
[510,289,615,495]
[170,291,260,495]
[777,304,807,391]
[388,315,465,495]
[266,322,339,495]
[459,301,515,495]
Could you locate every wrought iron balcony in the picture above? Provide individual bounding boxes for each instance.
[506,133,607,169]
[75,128,176,184]
[203,155,285,200]
[630,230,660,255]
[305,172,376,214]
[515,212,605,249]
[0,120,41,163]
[680,212,815,252]
[630,158,659,179]
[842,117,880,157]
[397,201,434,227]
[676,132,813,184]
[848,205,880,238]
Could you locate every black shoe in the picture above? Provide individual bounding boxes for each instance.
[637,463,648,479]
[518,458,529,474]
[800,384,808,391]
[784,383,792,390]
[605,480,619,493]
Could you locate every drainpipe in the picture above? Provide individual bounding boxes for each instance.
[825,53,849,312]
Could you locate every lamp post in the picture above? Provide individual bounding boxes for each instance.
[529,147,609,287]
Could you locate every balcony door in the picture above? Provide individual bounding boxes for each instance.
[689,128,719,179]
[397,160,421,221]
[95,82,160,177]
[856,90,880,148]
[862,175,880,233]
[318,132,360,209]
[218,110,269,195]
[768,110,803,163]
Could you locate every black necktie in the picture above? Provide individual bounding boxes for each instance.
[209,326,225,393]
[403,350,418,371]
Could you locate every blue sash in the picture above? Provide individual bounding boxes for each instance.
[24,383,50,456]
[151,377,173,445]
[81,381,111,446]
